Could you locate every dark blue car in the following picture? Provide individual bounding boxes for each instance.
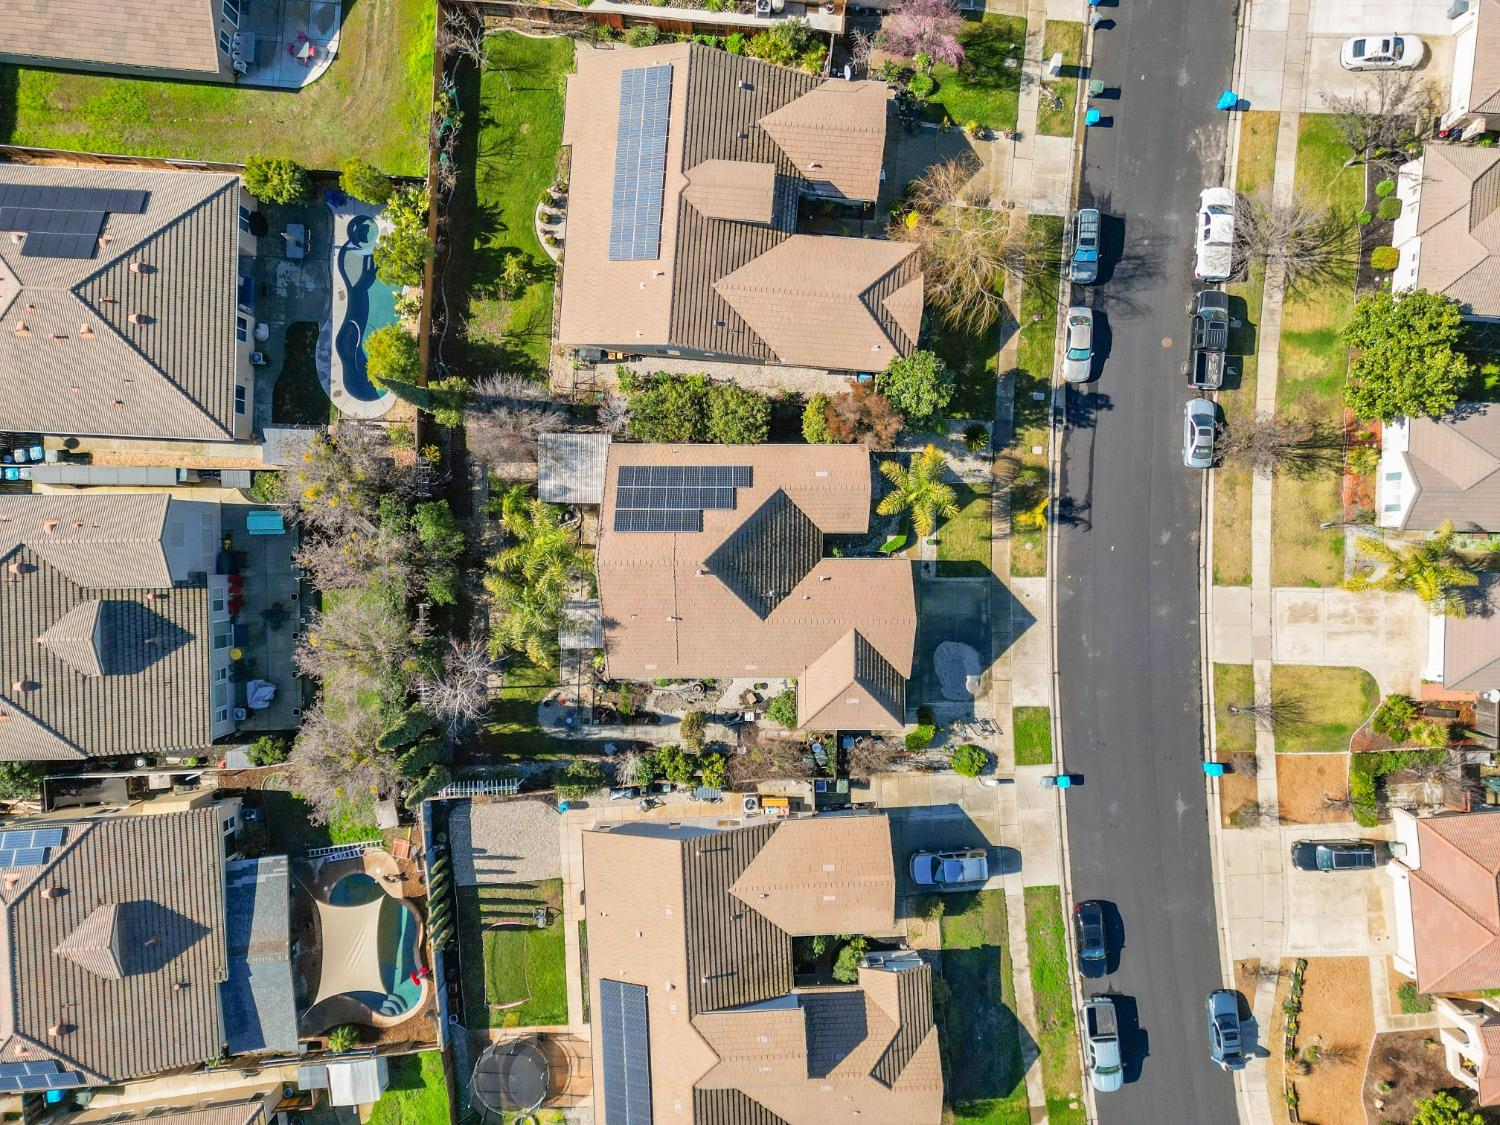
[1074,900,1107,974]
[1069,208,1101,284]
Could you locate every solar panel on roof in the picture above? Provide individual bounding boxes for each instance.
[0,829,62,850]
[0,847,49,867]
[614,509,702,533]
[0,183,146,215]
[599,979,653,1125]
[0,1061,60,1078]
[608,65,672,262]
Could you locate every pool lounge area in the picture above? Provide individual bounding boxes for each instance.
[321,199,398,419]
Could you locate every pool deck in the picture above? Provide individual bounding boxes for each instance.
[321,197,396,420]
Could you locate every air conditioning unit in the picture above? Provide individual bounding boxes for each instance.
[249,351,267,366]
[741,794,761,815]
[232,707,248,721]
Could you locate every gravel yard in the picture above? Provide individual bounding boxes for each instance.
[448,799,562,887]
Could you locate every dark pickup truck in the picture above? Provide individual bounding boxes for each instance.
[1188,290,1229,390]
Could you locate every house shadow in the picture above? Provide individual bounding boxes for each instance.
[909,574,1034,711]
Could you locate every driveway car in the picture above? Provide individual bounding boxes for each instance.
[1183,398,1217,469]
[910,848,990,889]
[1194,188,1235,282]
[1074,900,1107,973]
[1290,839,1382,872]
[1205,989,1247,1071]
[1069,207,1101,284]
[1062,307,1094,382]
[1340,34,1424,70]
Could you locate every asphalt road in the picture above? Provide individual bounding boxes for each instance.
[1054,0,1241,1120]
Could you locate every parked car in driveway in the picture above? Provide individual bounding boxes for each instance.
[1074,900,1107,973]
[1205,989,1247,1071]
[1290,839,1382,872]
[1083,996,1124,1092]
[1062,307,1094,382]
[1194,188,1235,282]
[910,848,990,888]
[1340,34,1424,70]
[1182,398,1217,469]
[1069,207,1101,284]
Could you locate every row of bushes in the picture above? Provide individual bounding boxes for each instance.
[1349,749,1445,827]
[603,17,827,74]
[621,370,770,444]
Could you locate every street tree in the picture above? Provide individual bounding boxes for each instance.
[1342,288,1470,422]
[879,0,965,67]
[1344,521,1481,616]
[876,445,959,537]
[1227,688,1310,733]
[877,349,955,425]
[1216,411,1344,478]
[1322,70,1441,172]
[1233,190,1356,293]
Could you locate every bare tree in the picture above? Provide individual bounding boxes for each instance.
[599,390,630,436]
[293,594,420,691]
[848,29,877,73]
[1321,70,1441,172]
[464,373,567,469]
[1230,799,1278,829]
[417,637,499,737]
[293,528,412,591]
[280,423,423,536]
[290,701,402,824]
[1233,190,1357,293]
[1228,686,1311,732]
[1217,412,1345,479]
[847,737,902,779]
[437,5,488,72]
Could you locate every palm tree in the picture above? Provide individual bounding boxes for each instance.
[1344,521,1480,617]
[484,485,592,663]
[877,445,960,538]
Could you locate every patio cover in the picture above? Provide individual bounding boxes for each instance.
[312,895,391,1006]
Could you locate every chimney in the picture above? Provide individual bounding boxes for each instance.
[79,324,95,339]
[41,519,58,534]
[40,886,63,900]
[12,322,28,336]
[113,400,124,409]
[47,1024,73,1038]
[128,260,152,274]
[128,312,152,326]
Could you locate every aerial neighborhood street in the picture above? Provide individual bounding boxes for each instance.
[4,0,1500,1122]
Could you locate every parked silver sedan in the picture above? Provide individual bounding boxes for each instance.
[1062,307,1094,383]
[1183,398,1217,469]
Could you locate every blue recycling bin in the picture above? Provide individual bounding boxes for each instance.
[1203,761,1226,778]
[1085,108,1102,126]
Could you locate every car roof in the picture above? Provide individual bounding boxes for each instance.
[1197,290,1229,310]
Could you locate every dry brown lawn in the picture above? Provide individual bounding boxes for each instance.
[1363,1030,1472,1123]
[1219,769,1260,829]
[1276,754,1351,824]
[1275,957,1375,1125]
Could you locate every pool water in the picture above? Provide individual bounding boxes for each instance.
[334,218,400,403]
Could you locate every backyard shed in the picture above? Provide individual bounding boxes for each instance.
[538,433,610,506]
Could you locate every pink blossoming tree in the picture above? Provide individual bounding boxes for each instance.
[880,0,965,68]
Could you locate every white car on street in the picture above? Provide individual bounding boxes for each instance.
[1340,34,1424,70]
[1194,187,1235,282]
[1062,306,1094,383]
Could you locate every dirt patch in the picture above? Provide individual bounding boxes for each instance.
[1363,1030,1477,1124]
[1282,957,1376,1125]
[1276,754,1352,825]
[1219,766,1261,829]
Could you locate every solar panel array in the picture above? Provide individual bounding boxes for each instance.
[608,66,672,262]
[599,979,653,1125]
[0,827,64,869]
[0,182,149,260]
[613,464,753,534]
[0,1060,83,1092]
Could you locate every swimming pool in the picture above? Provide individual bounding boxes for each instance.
[333,221,400,403]
[317,872,423,1016]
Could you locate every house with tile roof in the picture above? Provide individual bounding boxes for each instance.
[39,1085,284,1125]
[0,0,242,83]
[1388,808,1500,1105]
[0,803,299,1089]
[1376,408,1500,531]
[596,443,916,731]
[557,43,922,375]
[0,162,261,444]
[583,813,943,1125]
[1392,143,1500,321]
[1443,0,1500,140]
[0,494,264,762]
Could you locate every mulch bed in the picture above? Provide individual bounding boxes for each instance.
[1362,1030,1485,1124]
[1276,754,1351,825]
[1287,957,1376,1125]
[1356,162,1397,295]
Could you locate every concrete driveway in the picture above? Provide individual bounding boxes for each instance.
[885,800,1011,899]
[1301,34,1454,111]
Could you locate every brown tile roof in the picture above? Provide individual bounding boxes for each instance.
[1444,576,1500,692]
[0,163,246,441]
[1478,1018,1500,1104]
[597,445,916,729]
[583,815,940,1125]
[558,44,917,373]
[0,809,228,1083]
[797,630,906,736]
[1410,812,1500,992]
[1415,144,1500,318]
[1401,408,1500,531]
[1466,0,1500,116]
[0,0,226,78]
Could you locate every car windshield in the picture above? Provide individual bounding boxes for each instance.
[1392,37,1404,56]
[1067,346,1091,361]
[1095,1062,1122,1075]
[1351,37,1366,54]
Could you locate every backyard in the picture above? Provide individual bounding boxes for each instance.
[455,879,568,1029]
[937,481,994,576]
[271,322,334,425]
[0,0,434,173]
[1035,22,1084,138]
[938,891,1030,1125]
[1024,885,1086,1125]
[474,659,569,760]
[1009,215,1064,579]
[1273,116,1362,587]
[1270,664,1378,753]
[367,1051,451,1125]
[922,15,1028,133]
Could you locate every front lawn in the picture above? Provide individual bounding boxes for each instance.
[923,15,1028,132]
[937,481,994,576]
[456,880,568,1028]
[1013,706,1053,766]
[1273,116,1362,587]
[939,891,1030,1125]
[368,1052,450,1125]
[930,312,999,420]
[1035,22,1085,138]
[1271,665,1378,753]
[1009,215,1063,578]
[0,0,434,173]
[1213,663,1256,756]
[462,32,574,376]
[1024,886,1086,1125]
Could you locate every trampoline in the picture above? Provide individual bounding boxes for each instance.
[470,1037,552,1120]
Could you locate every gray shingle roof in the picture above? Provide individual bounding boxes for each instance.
[0,0,225,78]
[0,809,228,1083]
[221,856,299,1057]
[1401,407,1500,531]
[0,163,244,441]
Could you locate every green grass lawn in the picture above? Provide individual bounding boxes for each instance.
[475,659,572,759]
[1273,115,1362,587]
[1013,706,1053,766]
[1213,664,1257,756]
[923,15,1028,132]
[1023,886,1085,1125]
[1035,22,1085,138]
[1271,664,1378,752]
[462,32,574,376]
[937,481,994,576]
[939,891,1031,1125]
[271,322,334,425]
[456,880,568,1028]
[1214,110,1278,586]
[0,0,433,173]
[930,312,999,420]
[367,1051,450,1125]
[1009,215,1062,578]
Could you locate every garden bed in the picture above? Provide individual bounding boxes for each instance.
[1274,957,1374,1125]
[1362,1030,1475,1125]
